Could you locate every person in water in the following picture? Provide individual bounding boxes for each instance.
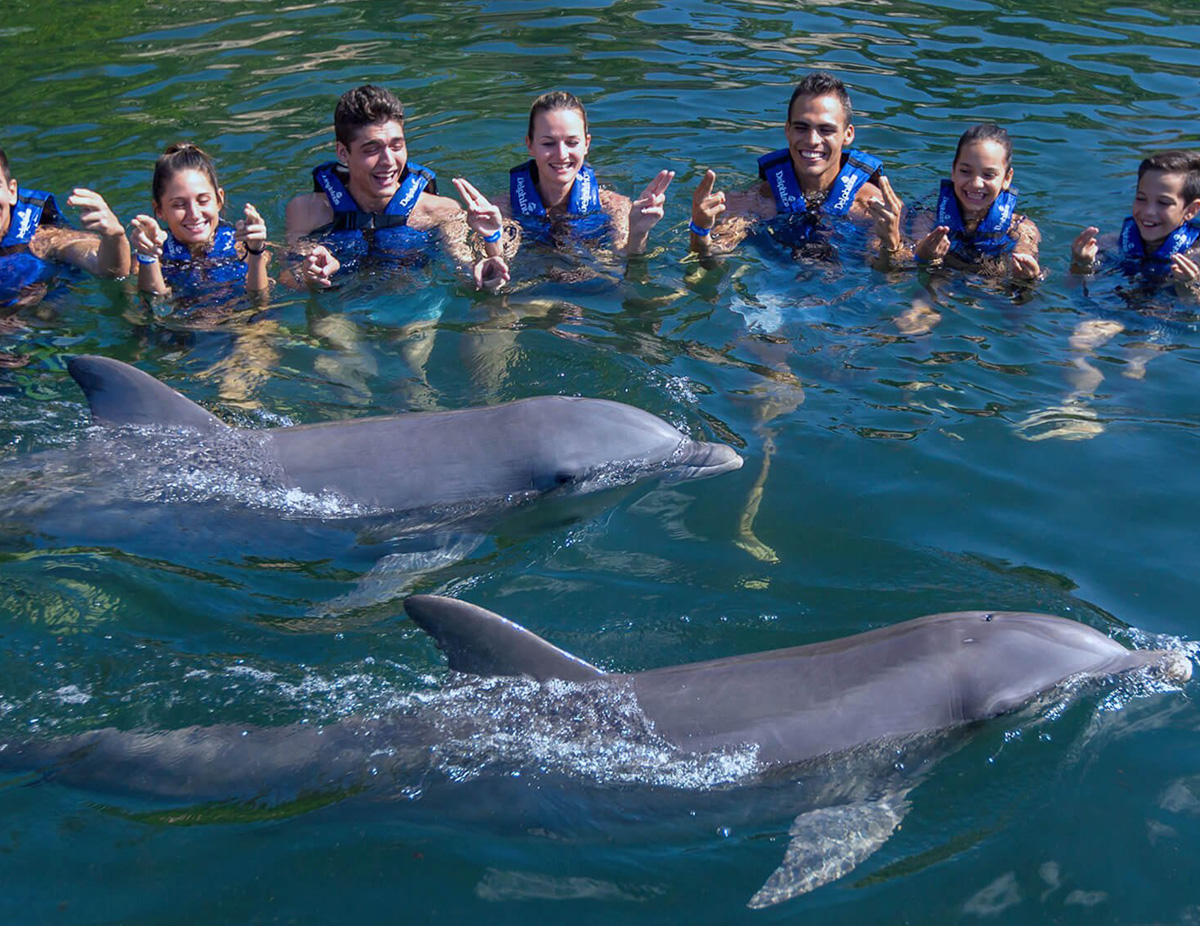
[285,84,506,290]
[687,71,882,256]
[129,143,269,296]
[1047,149,1200,407]
[871,122,1041,278]
[870,123,1041,334]
[452,90,674,260]
[0,146,131,307]
[1069,149,1200,292]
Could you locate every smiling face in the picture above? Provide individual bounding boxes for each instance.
[951,139,1013,217]
[784,93,854,192]
[526,107,590,198]
[1132,169,1200,248]
[155,168,224,247]
[338,119,407,210]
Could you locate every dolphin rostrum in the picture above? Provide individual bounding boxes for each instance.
[0,596,1188,907]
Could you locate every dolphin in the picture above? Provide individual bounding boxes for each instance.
[64,354,743,511]
[0,357,741,609]
[0,595,1188,907]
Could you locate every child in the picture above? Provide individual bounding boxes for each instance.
[1070,149,1200,292]
[130,143,269,297]
[872,122,1041,279]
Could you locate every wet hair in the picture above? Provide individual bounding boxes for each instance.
[787,71,853,125]
[0,148,10,186]
[334,85,406,148]
[1138,149,1200,203]
[952,123,1013,169]
[526,90,589,142]
[151,142,222,207]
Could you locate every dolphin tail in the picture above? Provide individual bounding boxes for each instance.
[403,595,604,683]
[67,355,227,430]
[747,793,911,909]
[663,440,744,484]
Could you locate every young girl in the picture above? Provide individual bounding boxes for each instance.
[130,143,269,297]
[872,123,1041,280]
[452,90,674,260]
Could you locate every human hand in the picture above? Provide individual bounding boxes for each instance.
[1010,251,1042,281]
[629,169,674,236]
[453,177,503,240]
[1171,251,1200,284]
[69,188,124,239]
[915,225,951,263]
[867,175,904,252]
[691,169,725,231]
[236,203,268,255]
[130,214,167,259]
[473,255,510,291]
[1071,226,1099,266]
[300,245,340,288]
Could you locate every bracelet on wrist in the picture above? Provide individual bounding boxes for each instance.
[688,220,712,237]
[480,228,502,243]
[137,253,158,265]
[245,245,265,256]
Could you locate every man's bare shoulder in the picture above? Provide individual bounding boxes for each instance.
[410,191,463,229]
[286,192,333,238]
[727,182,776,220]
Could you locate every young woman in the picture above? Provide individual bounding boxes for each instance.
[453,90,674,260]
[130,143,269,297]
[871,123,1041,280]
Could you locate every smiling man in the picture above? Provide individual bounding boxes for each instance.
[285,84,505,289]
[688,71,882,255]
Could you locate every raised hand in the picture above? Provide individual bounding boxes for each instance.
[691,169,726,232]
[453,177,503,242]
[628,169,675,237]
[1071,226,1100,267]
[130,214,168,260]
[1010,251,1042,281]
[1171,251,1200,284]
[68,188,124,239]
[915,225,951,263]
[300,244,340,289]
[236,202,268,255]
[868,175,904,254]
[473,255,510,291]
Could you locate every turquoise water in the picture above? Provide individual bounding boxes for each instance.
[2,0,1200,922]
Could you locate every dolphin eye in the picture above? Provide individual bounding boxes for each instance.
[554,471,575,485]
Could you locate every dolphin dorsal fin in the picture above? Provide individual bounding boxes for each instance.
[403,595,604,683]
[67,355,226,430]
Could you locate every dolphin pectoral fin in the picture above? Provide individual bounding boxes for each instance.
[67,355,227,430]
[313,534,487,618]
[403,595,604,683]
[747,794,911,909]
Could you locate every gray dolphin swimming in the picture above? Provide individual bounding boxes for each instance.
[0,357,741,610]
[0,595,1189,907]
[65,354,743,510]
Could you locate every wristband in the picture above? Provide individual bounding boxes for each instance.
[245,245,265,255]
[480,228,502,243]
[136,253,158,265]
[688,220,712,237]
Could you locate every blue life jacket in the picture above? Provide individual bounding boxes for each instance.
[508,160,609,242]
[1117,217,1200,275]
[0,188,68,306]
[311,161,437,262]
[935,179,1019,258]
[757,148,883,217]
[159,221,247,291]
